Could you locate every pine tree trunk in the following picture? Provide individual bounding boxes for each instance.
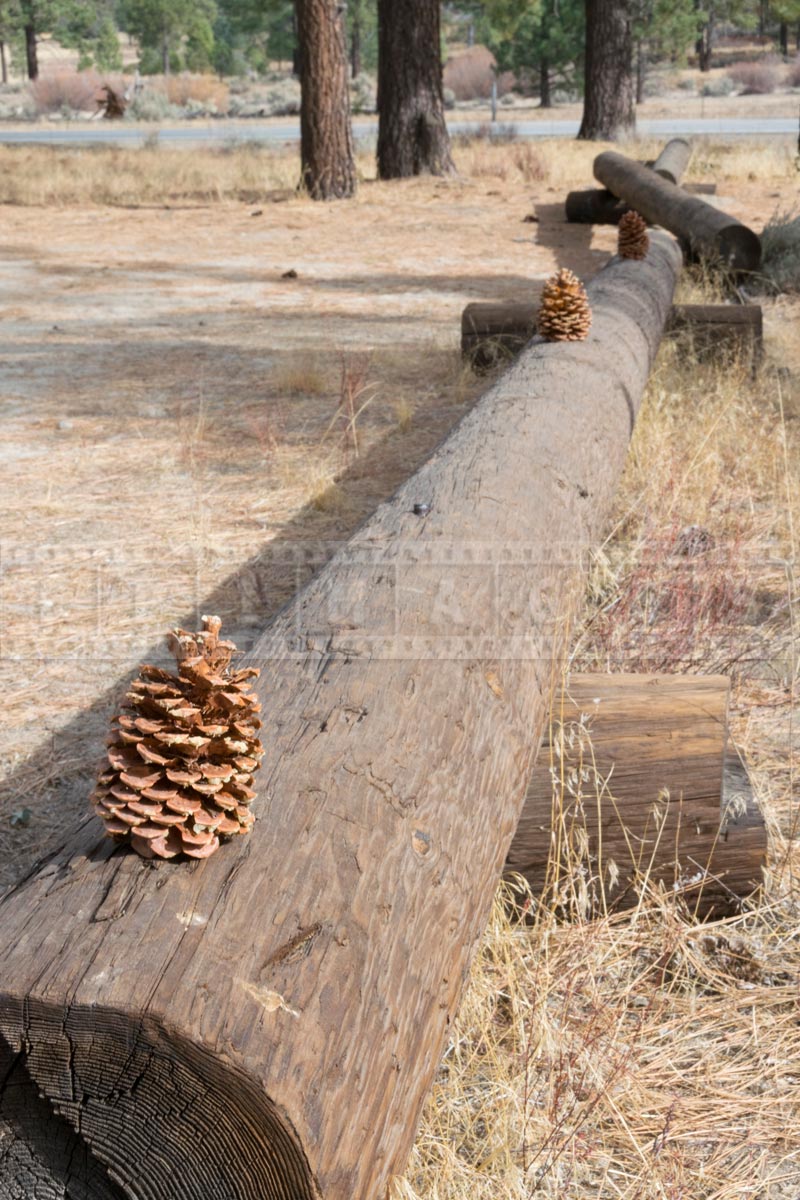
[377,0,455,179]
[577,0,635,140]
[539,58,551,107]
[350,0,361,77]
[296,0,357,200]
[24,23,37,80]
[635,39,645,104]
[779,21,788,56]
[0,42,7,85]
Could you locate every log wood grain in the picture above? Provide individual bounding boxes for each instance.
[566,138,693,225]
[505,674,765,917]
[0,234,682,1200]
[594,150,761,273]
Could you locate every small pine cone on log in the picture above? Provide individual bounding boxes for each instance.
[617,210,650,261]
[537,267,592,342]
[92,615,263,861]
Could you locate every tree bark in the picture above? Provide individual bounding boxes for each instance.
[539,57,551,107]
[578,0,635,140]
[296,0,357,200]
[24,22,37,81]
[779,20,788,57]
[349,0,361,77]
[0,235,681,1200]
[506,674,766,918]
[594,150,761,274]
[377,0,455,178]
[0,41,7,85]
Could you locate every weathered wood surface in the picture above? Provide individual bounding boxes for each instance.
[594,150,761,273]
[0,234,682,1200]
[566,138,693,224]
[505,675,766,917]
[651,137,692,184]
[462,300,763,366]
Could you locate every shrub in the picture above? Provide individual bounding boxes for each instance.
[30,69,119,114]
[699,75,736,96]
[264,78,301,116]
[350,73,376,114]
[786,55,800,87]
[443,46,513,102]
[164,74,229,112]
[125,90,180,122]
[443,87,456,110]
[759,208,800,293]
[727,60,780,93]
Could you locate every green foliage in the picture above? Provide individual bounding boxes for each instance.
[119,0,217,72]
[51,0,123,69]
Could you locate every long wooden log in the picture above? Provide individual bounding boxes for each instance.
[462,301,763,366]
[566,138,693,225]
[0,234,682,1200]
[505,674,766,918]
[594,150,761,273]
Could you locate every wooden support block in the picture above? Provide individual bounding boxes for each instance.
[667,303,763,362]
[0,236,683,1200]
[505,675,766,918]
[462,301,763,369]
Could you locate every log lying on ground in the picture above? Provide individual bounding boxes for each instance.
[594,150,761,273]
[462,300,763,367]
[0,234,682,1200]
[566,137,693,225]
[505,675,766,918]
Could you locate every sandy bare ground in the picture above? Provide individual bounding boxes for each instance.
[0,151,797,885]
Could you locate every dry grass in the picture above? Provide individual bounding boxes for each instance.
[0,135,794,208]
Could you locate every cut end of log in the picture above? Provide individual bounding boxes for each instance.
[0,1003,319,1200]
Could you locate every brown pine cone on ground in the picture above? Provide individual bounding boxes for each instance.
[617,210,650,260]
[92,615,263,860]
[537,267,592,342]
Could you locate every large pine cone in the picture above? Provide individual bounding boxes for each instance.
[617,210,649,261]
[92,615,263,860]
[537,267,592,342]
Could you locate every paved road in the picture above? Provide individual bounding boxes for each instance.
[0,116,795,147]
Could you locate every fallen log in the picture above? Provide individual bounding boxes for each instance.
[0,234,682,1200]
[505,674,766,918]
[651,137,692,184]
[566,137,693,225]
[462,300,763,368]
[594,150,761,274]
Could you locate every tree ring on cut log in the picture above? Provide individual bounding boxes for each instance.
[0,1002,318,1200]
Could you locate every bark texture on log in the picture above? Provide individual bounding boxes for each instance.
[376,0,454,178]
[462,301,763,369]
[296,0,356,200]
[505,675,766,918]
[594,150,761,273]
[0,235,682,1200]
[567,139,693,224]
[651,137,692,184]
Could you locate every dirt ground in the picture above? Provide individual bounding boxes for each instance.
[0,145,797,888]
